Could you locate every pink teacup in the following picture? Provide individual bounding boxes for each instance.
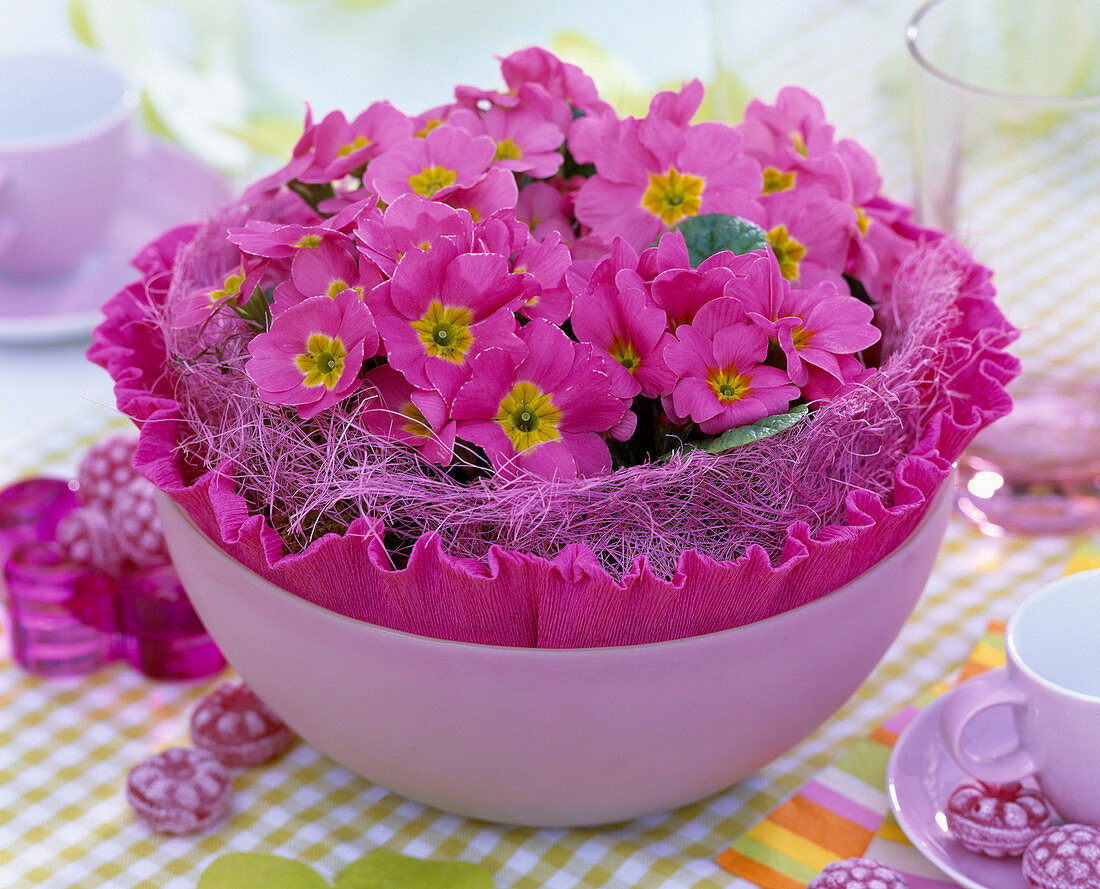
[941,569,1100,825]
[0,50,136,278]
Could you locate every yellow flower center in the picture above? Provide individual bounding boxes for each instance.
[791,325,813,350]
[767,225,807,281]
[416,119,444,138]
[408,165,457,198]
[493,138,522,161]
[326,279,364,300]
[295,334,346,389]
[338,134,371,157]
[609,337,642,374]
[209,271,243,303]
[706,366,751,404]
[854,205,872,236]
[295,234,323,250]
[762,166,796,194]
[641,166,704,225]
[410,301,474,362]
[791,130,808,157]
[401,402,433,438]
[495,380,562,452]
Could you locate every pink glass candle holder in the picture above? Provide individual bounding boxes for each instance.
[0,478,78,575]
[115,564,225,680]
[4,540,115,677]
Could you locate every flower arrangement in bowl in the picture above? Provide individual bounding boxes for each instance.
[92,48,1017,823]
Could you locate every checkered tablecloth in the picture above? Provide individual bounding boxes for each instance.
[0,414,1087,889]
[1,1,1097,887]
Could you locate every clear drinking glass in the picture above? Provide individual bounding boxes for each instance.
[907,0,1100,534]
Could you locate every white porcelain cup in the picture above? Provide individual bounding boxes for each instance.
[940,569,1100,824]
[0,50,137,278]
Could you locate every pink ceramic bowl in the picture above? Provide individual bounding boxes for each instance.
[158,474,952,827]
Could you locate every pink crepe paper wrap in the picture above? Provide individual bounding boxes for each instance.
[90,221,1018,648]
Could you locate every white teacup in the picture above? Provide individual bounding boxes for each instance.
[0,50,137,278]
[941,569,1100,825]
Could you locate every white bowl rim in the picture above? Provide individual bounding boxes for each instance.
[160,468,952,658]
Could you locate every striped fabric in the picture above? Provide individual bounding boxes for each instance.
[716,622,1007,889]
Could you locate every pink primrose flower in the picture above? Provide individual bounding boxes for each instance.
[512,230,573,324]
[410,102,458,137]
[571,279,674,399]
[439,166,519,221]
[449,105,564,178]
[647,78,705,127]
[373,236,524,402]
[359,365,456,465]
[846,194,918,298]
[500,47,614,122]
[271,239,385,312]
[663,297,799,434]
[516,181,575,245]
[228,220,339,260]
[451,319,629,479]
[574,89,762,251]
[750,185,856,288]
[368,124,496,204]
[293,102,413,184]
[171,256,268,329]
[472,208,531,257]
[246,289,378,419]
[753,280,880,388]
[355,194,475,276]
[647,247,767,333]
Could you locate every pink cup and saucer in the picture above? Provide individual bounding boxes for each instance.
[888,569,1100,889]
[0,50,231,344]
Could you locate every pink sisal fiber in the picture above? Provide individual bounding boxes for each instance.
[92,220,1018,647]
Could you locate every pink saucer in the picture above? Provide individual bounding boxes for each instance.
[0,139,231,344]
[888,670,1044,889]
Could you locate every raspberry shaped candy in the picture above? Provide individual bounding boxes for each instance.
[126,746,231,834]
[945,781,1053,857]
[109,477,169,568]
[1023,824,1100,889]
[806,858,910,889]
[190,681,293,766]
[75,435,139,511]
[56,506,127,576]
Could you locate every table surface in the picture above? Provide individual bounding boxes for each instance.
[0,2,1096,887]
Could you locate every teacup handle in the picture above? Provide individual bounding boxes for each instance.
[940,670,1038,785]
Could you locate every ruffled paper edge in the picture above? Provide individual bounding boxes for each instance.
[90,229,1018,648]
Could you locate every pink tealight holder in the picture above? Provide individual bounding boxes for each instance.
[0,477,78,573]
[1,475,224,681]
[115,564,225,680]
[4,540,115,677]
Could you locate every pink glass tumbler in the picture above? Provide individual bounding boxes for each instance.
[115,564,225,680]
[4,540,115,677]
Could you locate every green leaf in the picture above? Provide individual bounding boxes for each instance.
[672,214,767,267]
[197,853,331,889]
[661,404,809,461]
[335,849,494,889]
[697,404,809,453]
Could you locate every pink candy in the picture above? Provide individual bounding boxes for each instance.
[946,781,1053,858]
[806,858,910,889]
[126,747,231,834]
[75,436,139,512]
[190,681,293,766]
[1023,824,1100,889]
[56,506,127,576]
[110,477,169,568]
